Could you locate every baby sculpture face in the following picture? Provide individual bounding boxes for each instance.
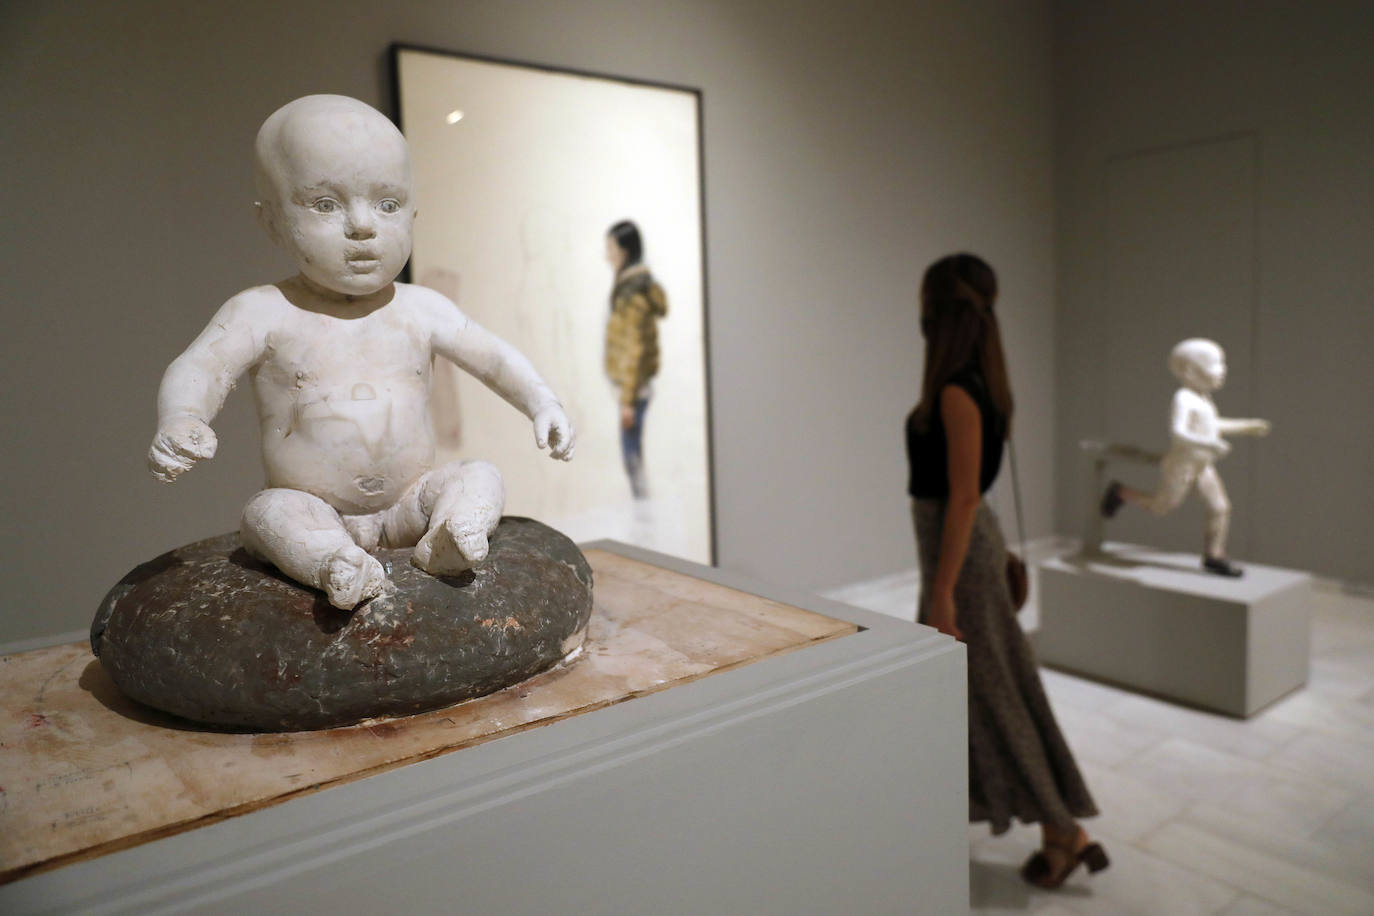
[1171,339,1227,393]
[257,97,416,298]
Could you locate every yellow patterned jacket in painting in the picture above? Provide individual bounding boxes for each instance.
[604,265,668,406]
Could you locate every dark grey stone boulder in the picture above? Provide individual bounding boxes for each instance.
[92,517,593,731]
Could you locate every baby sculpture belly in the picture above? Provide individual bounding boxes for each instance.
[262,377,437,515]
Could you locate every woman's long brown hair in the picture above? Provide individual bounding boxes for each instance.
[912,253,1013,436]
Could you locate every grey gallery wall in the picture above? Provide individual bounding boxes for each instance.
[0,0,1056,645]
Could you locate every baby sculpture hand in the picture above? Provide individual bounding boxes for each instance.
[534,405,576,461]
[148,415,218,483]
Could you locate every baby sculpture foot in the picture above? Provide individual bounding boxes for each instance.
[1202,555,1244,578]
[412,518,490,576]
[1100,481,1125,518]
[323,546,387,609]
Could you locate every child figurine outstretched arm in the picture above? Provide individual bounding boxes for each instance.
[420,287,576,461]
[1216,416,1271,437]
[148,292,267,482]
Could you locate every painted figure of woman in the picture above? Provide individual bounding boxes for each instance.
[604,220,668,500]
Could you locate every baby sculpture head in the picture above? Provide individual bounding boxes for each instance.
[254,95,416,298]
[1168,338,1227,393]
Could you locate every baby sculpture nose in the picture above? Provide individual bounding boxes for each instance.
[345,201,376,240]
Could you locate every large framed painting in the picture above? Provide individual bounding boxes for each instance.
[391,45,713,564]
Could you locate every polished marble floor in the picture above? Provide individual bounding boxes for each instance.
[825,569,1374,916]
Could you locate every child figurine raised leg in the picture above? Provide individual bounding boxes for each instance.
[1099,338,1269,576]
[148,95,574,609]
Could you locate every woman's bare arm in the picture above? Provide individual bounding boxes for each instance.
[928,384,984,638]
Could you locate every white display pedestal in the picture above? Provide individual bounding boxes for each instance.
[1,542,967,915]
[1036,543,1312,717]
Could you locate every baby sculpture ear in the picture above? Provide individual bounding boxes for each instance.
[255,199,282,246]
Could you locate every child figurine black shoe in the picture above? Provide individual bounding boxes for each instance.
[1203,555,1244,577]
[1100,481,1124,518]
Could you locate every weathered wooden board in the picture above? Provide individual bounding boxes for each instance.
[0,549,856,883]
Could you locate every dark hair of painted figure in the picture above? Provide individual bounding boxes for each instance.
[607,220,643,269]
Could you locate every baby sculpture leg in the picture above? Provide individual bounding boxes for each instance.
[1140,452,1200,516]
[1102,451,1199,521]
[1196,464,1232,559]
[241,488,387,610]
[395,460,505,576]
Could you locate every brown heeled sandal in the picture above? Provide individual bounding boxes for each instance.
[1020,841,1110,889]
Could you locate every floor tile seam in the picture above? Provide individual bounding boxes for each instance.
[1058,709,1170,753]
[1309,646,1374,666]
[1079,705,1174,748]
[1091,697,1211,733]
[1178,802,1374,883]
[1268,706,1374,746]
[1258,736,1374,780]
[1100,745,1151,774]
[1304,791,1369,843]
[1143,734,1278,780]
[980,816,1247,910]
[1089,690,1154,719]
[1136,825,1311,916]
[1081,827,1236,908]
[1261,741,1374,793]
[1248,721,1310,762]
[1095,707,1289,761]
[1102,822,1249,913]
[1131,815,1181,854]
[1207,753,1359,811]
[1214,889,1264,916]
[1306,679,1374,704]
[1078,758,1191,810]
[1310,644,1374,666]
[1217,894,1304,916]
[1205,888,1248,916]
[1146,819,1374,916]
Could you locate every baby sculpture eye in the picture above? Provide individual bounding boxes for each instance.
[311,197,340,214]
[378,199,400,214]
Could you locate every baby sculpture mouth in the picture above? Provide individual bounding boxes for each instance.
[345,250,381,272]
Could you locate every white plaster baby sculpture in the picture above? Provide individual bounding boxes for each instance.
[148,95,575,609]
[1100,338,1269,576]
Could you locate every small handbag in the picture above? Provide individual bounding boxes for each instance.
[1005,438,1030,611]
[1006,551,1029,611]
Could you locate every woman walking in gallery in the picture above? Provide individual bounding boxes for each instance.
[906,253,1108,889]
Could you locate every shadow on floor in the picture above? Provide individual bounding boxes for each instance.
[970,858,1093,910]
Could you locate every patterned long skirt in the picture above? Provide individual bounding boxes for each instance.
[913,498,1098,834]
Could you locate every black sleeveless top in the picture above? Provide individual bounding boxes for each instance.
[905,367,1006,499]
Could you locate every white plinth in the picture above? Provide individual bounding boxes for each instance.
[1036,543,1312,717]
[1,542,967,916]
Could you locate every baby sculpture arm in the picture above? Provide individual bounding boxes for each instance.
[422,288,576,461]
[148,293,267,482]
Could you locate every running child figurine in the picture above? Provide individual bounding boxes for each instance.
[148,95,575,609]
[1100,338,1268,576]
